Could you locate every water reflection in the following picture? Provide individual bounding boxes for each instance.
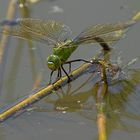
[32,66,140,137]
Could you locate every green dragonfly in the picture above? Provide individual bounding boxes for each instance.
[0,18,136,82]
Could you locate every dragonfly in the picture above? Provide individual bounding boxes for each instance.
[0,18,136,82]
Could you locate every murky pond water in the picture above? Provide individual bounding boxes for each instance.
[0,0,140,140]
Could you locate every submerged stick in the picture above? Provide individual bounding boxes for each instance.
[0,60,96,122]
[97,113,107,140]
[94,63,108,140]
[96,83,108,140]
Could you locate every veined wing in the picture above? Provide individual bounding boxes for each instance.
[0,18,72,46]
[73,33,124,46]
[73,20,136,45]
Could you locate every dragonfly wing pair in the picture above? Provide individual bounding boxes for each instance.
[0,18,136,48]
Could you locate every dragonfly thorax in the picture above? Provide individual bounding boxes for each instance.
[47,55,62,71]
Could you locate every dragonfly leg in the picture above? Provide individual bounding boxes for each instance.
[49,70,54,84]
[63,61,71,73]
[57,68,62,79]
[64,59,92,64]
[61,65,71,83]
[57,68,60,78]
[69,63,71,73]
[59,68,62,77]
[64,59,93,74]
[51,69,62,84]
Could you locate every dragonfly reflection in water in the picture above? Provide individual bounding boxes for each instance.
[0,17,137,83]
[31,59,140,136]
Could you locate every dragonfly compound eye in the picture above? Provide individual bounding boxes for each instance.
[47,55,61,71]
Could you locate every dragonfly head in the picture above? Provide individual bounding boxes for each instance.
[47,55,61,71]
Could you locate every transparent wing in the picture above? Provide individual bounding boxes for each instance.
[73,20,136,45]
[73,32,124,46]
[0,18,72,46]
